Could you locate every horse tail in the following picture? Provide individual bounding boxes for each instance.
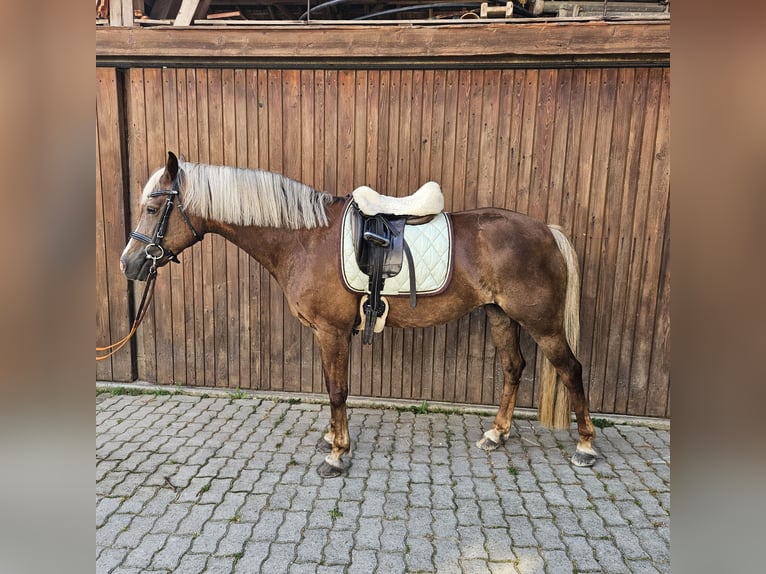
[538,225,581,430]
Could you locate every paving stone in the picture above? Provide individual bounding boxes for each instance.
[380,518,408,553]
[634,527,671,564]
[484,527,517,562]
[488,561,520,574]
[592,497,629,527]
[211,492,247,521]
[354,516,383,550]
[479,501,507,528]
[377,551,406,573]
[563,535,601,572]
[191,520,228,554]
[98,393,670,574]
[405,536,434,572]
[457,525,489,560]
[348,548,377,573]
[177,504,216,535]
[151,535,193,570]
[252,509,285,540]
[122,533,167,568]
[323,529,354,565]
[513,547,545,574]
[95,547,127,573]
[97,512,133,547]
[591,538,630,574]
[541,548,574,574]
[217,522,254,556]
[96,496,122,527]
[113,516,156,548]
[204,555,236,573]
[522,491,554,519]
[456,497,481,526]
[506,516,538,547]
[295,528,327,563]
[627,559,665,574]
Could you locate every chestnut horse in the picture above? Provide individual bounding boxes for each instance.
[120,152,597,477]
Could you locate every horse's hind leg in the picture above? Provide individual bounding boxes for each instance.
[535,333,597,467]
[477,305,525,452]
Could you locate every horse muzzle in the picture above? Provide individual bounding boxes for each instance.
[120,253,154,282]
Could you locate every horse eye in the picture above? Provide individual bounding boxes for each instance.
[147,206,158,215]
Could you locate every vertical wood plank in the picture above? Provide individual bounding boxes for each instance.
[547,68,573,228]
[267,69,284,391]
[516,69,538,217]
[323,70,338,193]
[234,68,252,389]
[573,68,603,410]
[96,115,111,382]
[256,69,271,390]
[646,204,670,418]
[185,69,207,387]
[96,67,133,381]
[337,70,355,195]
[206,68,230,388]
[221,68,241,390]
[282,69,302,392]
[161,67,189,387]
[477,69,500,208]
[621,67,661,414]
[299,69,318,393]
[633,68,670,417]
[529,68,556,223]
[599,67,633,413]
[144,68,171,384]
[175,69,198,386]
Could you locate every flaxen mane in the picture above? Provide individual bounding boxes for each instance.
[142,161,334,229]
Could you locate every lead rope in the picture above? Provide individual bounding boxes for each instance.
[96,266,158,361]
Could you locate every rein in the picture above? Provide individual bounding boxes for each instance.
[96,266,157,361]
[96,182,203,361]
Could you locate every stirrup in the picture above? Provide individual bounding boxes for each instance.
[359,295,388,334]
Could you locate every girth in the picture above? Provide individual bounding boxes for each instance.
[350,202,418,344]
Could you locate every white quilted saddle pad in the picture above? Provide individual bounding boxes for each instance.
[340,201,454,296]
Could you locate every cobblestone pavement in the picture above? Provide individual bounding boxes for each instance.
[96,390,670,574]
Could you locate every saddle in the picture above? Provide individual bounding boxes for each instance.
[349,182,444,344]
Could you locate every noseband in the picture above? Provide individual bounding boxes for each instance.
[130,182,203,267]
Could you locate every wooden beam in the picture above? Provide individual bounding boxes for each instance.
[174,0,201,26]
[174,0,213,26]
[97,21,670,65]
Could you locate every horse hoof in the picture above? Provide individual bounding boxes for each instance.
[571,449,597,467]
[316,436,332,453]
[476,436,499,452]
[317,461,344,478]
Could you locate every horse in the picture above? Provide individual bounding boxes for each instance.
[119,152,598,478]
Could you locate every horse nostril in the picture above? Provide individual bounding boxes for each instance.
[119,258,125,273]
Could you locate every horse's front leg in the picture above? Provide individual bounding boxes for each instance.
[315,328,352,478]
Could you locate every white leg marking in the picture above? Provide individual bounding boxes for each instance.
[576,443,598,456]
[323,454,344,469]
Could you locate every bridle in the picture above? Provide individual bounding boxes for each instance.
[128,179,203,267]
[96,177,203,361]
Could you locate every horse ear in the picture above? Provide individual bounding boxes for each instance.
[166,151,179,181]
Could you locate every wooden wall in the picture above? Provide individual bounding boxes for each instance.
[96,24,670,418]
